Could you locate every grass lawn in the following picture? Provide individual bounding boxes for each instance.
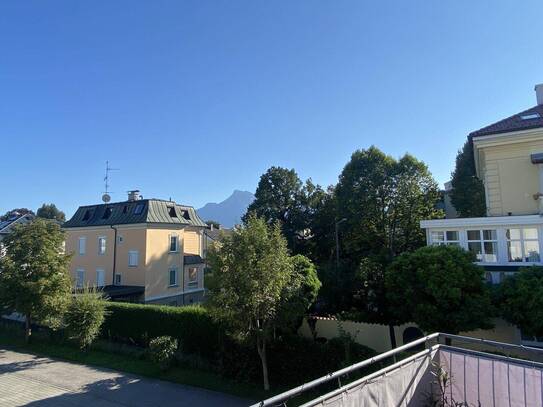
[0,326,269,401]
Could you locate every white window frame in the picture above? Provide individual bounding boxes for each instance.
[98,236,107,255]
[76,268,85,288]
[168,267,178,287]
[96,268,105,288]
[506,227,540,263]
[430,230,460,246]
[466,229,498,263]
[169,234,179,253]
[128,250,139,267]
[78,237,86,255]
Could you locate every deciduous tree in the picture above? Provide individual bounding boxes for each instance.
[386,245,494,336]
[334,146,442,346]
[207,215,301,390]
[496,267,543,337]
[0,219,71,342]
[36,203,66,222]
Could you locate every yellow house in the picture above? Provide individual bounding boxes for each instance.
[63,190,208,306]
[421,84,543,346]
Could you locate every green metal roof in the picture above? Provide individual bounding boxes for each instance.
[63,199,207,228]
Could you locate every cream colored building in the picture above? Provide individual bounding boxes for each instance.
[63,191,208,305]
[421,84,543,347]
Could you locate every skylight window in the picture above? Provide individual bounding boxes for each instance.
[520,113,540,120]
[134,203,144,215]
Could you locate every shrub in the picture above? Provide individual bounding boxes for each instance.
[386,245,494,335]
[149,336,178,370]
[64,288,106,349]
[496,267,543,337]
[101,302,219,358]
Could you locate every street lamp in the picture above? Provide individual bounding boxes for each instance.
[335,218,347,269]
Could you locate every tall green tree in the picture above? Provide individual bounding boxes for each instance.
[0,219,72,342]
[0,208,34,221]
[207,215,313,390]
[496,267,543,338]
[245,166,327,256]
[386,245,494,336]
[450,140,486,217]
[333,147,442,346]
[276,254,321,331]
[36,203,66,222]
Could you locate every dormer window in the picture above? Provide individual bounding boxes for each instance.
[102,207,112,219]
[82,209,93,221]
[520,112,540,120]
[134,203,144,215]
[181,210,191,220]
[122,205,128,214]
[168,206,177,218]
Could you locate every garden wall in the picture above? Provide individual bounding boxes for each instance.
[299,317,521,353]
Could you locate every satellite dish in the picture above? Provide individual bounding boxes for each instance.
[102,193,111,203]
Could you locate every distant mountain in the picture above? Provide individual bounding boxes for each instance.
[197,190,255,228]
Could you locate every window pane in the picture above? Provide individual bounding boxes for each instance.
[508,241,523,262]
[468,242,483,261]
[483,242,498,263]
[507,229,521,240]
[431,231,444,242]
[446,231,459,241]
[524,241,540,262]
[170,236,177,251]
[169,269,177,286]
[524,228,539,240]
[446,242,460,247]
[483,230,497,240]
[467,230,481,241]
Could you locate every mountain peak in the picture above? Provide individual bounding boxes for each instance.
[197,190,255,228]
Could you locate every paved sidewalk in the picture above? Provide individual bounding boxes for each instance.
[0,349,250,406]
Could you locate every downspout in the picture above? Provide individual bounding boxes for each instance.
[110,225,118,285]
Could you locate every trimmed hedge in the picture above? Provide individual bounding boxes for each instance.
[219,334,377,386]
[101,302,219,358]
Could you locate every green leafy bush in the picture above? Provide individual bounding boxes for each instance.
[101,302,219,358]
[149,336,178,370]
[496,267,543,337]
[64,288,106,349]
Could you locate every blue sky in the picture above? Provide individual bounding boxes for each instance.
[1,1,543,217]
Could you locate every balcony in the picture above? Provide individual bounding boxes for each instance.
[420,214,543,282]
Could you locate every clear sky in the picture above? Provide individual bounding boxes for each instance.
[1,1,543,217]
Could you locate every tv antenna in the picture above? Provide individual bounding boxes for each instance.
[102,160,119,203]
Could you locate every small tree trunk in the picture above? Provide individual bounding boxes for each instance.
[25,313,32,343]
[257,334,270,391]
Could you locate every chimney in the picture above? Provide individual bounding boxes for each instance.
[535,84,543,105]
[127,190,140,201]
